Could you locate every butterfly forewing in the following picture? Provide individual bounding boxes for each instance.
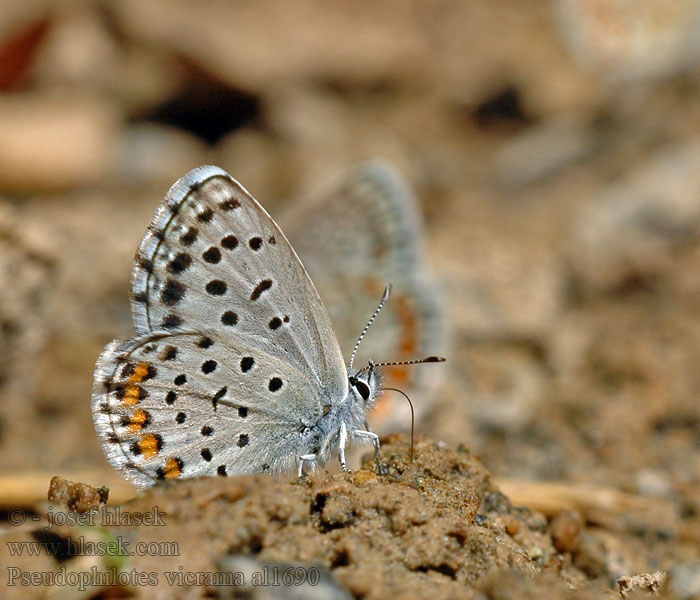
[130,166,346,393]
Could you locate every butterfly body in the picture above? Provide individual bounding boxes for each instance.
[92,166,400,487]
[290,364,383,476]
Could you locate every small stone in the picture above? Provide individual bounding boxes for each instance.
[618,571,667,598]
[505,516,521,536]
[549,510,583,554]
[47,475,109,513]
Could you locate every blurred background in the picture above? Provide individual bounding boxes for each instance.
[3,0,700,585]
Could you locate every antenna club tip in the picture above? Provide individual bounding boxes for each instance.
[383,284,392,300]
[425,356,446,362]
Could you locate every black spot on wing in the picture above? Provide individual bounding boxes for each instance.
[201,360,217,374]
[250,279,272,301]
[206,280,227,295]
[160,345,178,361]
[161,279,186,306]
[219,198,240,211]
[197,336,214,349]
[180,227,198,246]
[197,208,214,223]
[167,253,192,275]
[202,246,221,264]
[162,314,183,329]
[142,365,157,381]
[222,235,238,250]
[221,311,238,326]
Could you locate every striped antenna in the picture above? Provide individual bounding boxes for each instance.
[372,356,445,368]
[348,284,392,370]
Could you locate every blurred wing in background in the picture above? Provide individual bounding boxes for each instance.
[286,161,447,434]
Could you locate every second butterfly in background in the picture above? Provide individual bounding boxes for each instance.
[285,161,447,435]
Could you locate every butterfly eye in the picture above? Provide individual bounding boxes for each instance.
[353,379,371,401]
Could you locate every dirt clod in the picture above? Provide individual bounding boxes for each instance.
[47,475,109,513]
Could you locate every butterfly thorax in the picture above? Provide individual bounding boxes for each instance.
[298,365,382,462]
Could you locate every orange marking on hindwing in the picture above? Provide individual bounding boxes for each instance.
[385,294,418,388]
[164,458,182,478]
[131,362,152,383]
[123,385,142,406]
[128,409,149,432]
[121,362,153,406]
[358,279,426,422]
[139,433,161,459]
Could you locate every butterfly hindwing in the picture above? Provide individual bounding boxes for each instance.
[287,161,422,280]
[92,331,328,487]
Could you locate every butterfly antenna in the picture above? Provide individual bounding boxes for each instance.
[349,284,392,371]
[372,356,446,368]
[384,387,415,461]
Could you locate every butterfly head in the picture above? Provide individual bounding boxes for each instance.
[348,361,383,409]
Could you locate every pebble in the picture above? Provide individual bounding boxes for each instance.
[549,510,583,554]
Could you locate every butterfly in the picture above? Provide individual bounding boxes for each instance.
[92,165,444,487]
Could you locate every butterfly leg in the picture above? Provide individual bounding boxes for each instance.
[353,426,387,475]
[338,421,349,472]
[297,454,317,478]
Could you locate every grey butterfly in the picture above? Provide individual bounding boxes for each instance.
[92,165,442,487]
